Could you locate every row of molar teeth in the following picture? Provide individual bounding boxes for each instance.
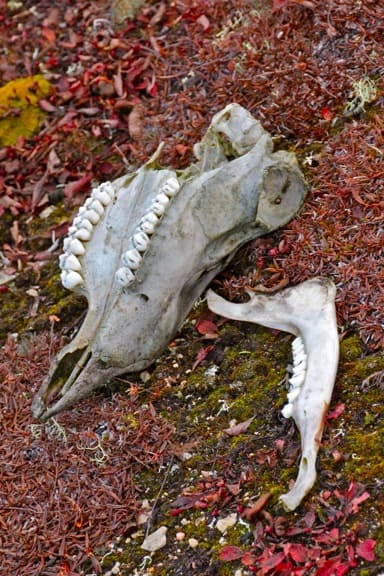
[60,182,115,290]
[115,176,180,287]
[281,336,307,419]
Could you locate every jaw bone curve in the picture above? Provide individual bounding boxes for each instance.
[207,277,339,510]
[32,103,307,421]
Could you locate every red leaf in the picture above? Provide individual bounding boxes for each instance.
[243,493,272,521]
[63,174,92,201]
[356,539,376,561]
[321,107,334,121]
[42,27,56,44]
[327,403,345,419]
[259,551,286,570]
[285,542,309,563]
[316,556,343,576]
[197,14,210,31]
[347,491,370,514]
[195,318,218,336]
[219,545,244,562]
[192,344,214,370]
[241,550,258,567]
[224,416,255,436]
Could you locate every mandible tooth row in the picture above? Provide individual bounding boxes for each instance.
[59,181,115,290]
[282,335,307,420]
[115,176,181,288]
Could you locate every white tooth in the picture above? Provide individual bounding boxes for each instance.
[115,266,135,287]
[133,231,150,252]
[63,254,82,271]
[68,238,86,255]
[292,336,304,350]
[100,181,115,199]
[74,228,92,241]
[289,373,305,387]
[282,404,294,419]
[92,188,112,206]
[63,238,72,251]
[155,192,170,207]
[293,353,306,366]
[68,225,77,235]
[122,249,142,269]
[151,201,166,217]
[78,206,87,216]
[84,197,93,208]
[88,199,104,216]
[61,270,84,289]
[161,177,180,197]
[139,220,156,235]
[73,216,84,226]
[288,389,301,403]
[78,218,93,232]
[293,362,306,374]
[141,211,159,225]
[59,254,67,268]
[85,209,100,224]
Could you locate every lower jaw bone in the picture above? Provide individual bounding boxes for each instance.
[207,277,339,510]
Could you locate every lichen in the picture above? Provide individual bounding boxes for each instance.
[0,75,51,145]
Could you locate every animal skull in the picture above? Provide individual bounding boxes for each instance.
[207,277,339,510]
[32,104,306,429]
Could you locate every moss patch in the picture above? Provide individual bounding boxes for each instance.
[0,75,51,145]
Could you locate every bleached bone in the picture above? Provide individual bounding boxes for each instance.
[207,277,339,510]
[32,103,306,421]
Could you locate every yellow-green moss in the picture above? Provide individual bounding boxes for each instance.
[0,75,51,145]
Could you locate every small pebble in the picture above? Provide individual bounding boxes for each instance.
[188,538,199,549]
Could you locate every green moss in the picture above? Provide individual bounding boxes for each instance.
[339,334,364,362]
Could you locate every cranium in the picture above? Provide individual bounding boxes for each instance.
[207,277,339,510]
[32,103,307,426]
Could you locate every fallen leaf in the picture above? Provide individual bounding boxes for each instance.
[197,14,210,31]
[327,403,345,420]
[219,544,244,562]
[128,105,144,141]
[224,416,255,436]
[285,542,309,563]
[243,493,271,521]
[259,550,286,570]
[192,344,214,370]
[63,174,92,201]
[42,27,56,45]
[195,318,218,336]
[241,550,258,567]
[355,539,376,561]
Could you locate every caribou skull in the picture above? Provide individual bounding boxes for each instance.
[32,103,307,420]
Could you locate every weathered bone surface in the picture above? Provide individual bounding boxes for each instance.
[207,277,339,510]
[32,103,306,420]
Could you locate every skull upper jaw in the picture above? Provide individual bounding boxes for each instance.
[32,104,307,420]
